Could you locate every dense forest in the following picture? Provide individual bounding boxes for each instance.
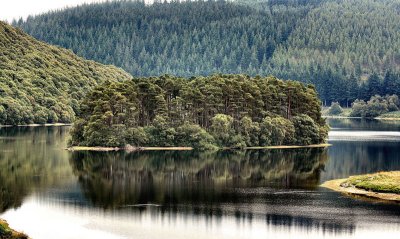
[15,0,400,105]
[0,21,131,125]
[70,75,328,149]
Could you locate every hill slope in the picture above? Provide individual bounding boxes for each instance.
[15,0,303,76]
[0,21,132,125]
[270,0,400,102]
[14,0,400,104]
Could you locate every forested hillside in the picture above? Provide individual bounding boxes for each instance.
[15,0,400,105]
[0,21,131,125]
[15,0,302,76]
[270,0,400,105]
[70,75,328,149]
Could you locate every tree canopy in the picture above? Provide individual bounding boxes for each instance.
[70,74,328,148]
[0,21,131,125]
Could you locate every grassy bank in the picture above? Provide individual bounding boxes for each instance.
[321,171,400,202]
[376,111,400,120]
[322,107,352,118]
[342,171,400,194]
[67,144,331,152]
[0,219,28,239]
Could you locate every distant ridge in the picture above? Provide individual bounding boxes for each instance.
[15,0,400,105]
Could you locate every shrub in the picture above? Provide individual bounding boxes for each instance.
[125,127,149,146]
[259,116,295,146]
[210,114,245,147]
[350,95,400,117]
[328,102,343,115]
[175,123,217,150]
[350,99,367,117]
[291,114,320,145]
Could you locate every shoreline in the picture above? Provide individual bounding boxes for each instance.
[374,117,400,121]
[0,123,72,128]
[321,176,400,203]
[0,219,28,239]
[66,146,194,152]
[67,143,331,152]
[323,115,400,121]
[243,143,331,150]
[322,115,361,119]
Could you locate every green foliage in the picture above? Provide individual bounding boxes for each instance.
[0,21,131,125]
[70,75,327,148]
[146,115,176,147]
[379,111,400,119]
[15,0,400,105]
[68,119,86,146]
[125,127,149,147]
[210,114,243,148]
[328,102,343,115]
[268,116,296,145]
[350,99,367,117]
[175,123,217,150]
[318,124,330,144]
[350,95,399,118]
[292,114,321,145]
[238,116,261,146]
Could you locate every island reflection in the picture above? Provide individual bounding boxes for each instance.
[69,149,328,208]
[68,149,357,234]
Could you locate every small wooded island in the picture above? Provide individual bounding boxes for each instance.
[69,75,329,150]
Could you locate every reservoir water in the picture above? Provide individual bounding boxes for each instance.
[0,119,399,238]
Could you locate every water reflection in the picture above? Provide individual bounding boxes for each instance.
[1,123,400,239]
[324,141,400,181]
[327,118,400,131]
[0,126,73,213]
[69,149,327,208]
[325,118,400,180]
[64,149,365,237]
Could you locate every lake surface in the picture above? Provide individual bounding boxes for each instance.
[0,119,399,239]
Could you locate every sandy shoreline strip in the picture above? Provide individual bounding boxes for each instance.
[67,143,331,152]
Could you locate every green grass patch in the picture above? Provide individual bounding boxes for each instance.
[0,220,28,239]
[379,111,400,119]
[342,171,400,194]
[322,107,351,117]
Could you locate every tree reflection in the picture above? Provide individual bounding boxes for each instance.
[0,126,72,213]
[69,149,328,208]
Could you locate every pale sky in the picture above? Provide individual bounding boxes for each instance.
[0,0,155,23]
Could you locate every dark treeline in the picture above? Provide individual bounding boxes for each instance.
[15,0,400,105]
[70,74,328,148]
[319,71,400,107]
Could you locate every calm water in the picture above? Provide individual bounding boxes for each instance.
[0,119,399,239]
